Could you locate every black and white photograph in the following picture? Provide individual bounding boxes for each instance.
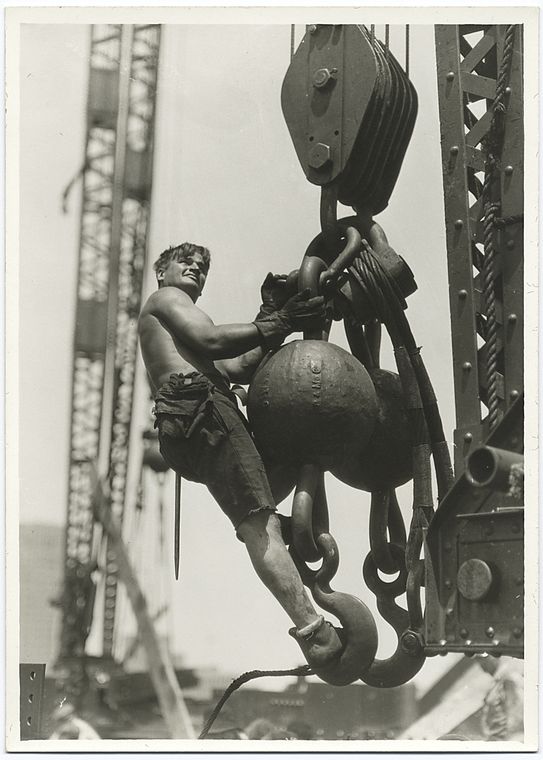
[5,6,538,752]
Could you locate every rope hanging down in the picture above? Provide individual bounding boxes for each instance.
[199,665,311,739]
[482,24,517,432]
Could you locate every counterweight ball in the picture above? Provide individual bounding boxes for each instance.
[248,340,378,471]
[331,369,413,492]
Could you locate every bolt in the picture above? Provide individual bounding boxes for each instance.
[450,145,459,155]
[313,67,337,89]
[458,288,468,299]
[505,165,514,176]
[464,432,473,442]
[446,71,455,82]
[454,219,463,229]
[401,630,423,654]
[462,361,472,371]
[459,628,469,639]
[308,142,331,170]
[508,313,518,324]
[486,626,495,638]
[308,24,318,34]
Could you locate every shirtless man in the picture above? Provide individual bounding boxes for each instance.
[138,242,342,669]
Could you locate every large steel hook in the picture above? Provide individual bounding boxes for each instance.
[359,544,425,688]
[291,533,378,686]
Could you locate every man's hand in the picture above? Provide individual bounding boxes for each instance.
[253,289,326,350]
[258,272,289,316]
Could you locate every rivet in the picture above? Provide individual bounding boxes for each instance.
[458,288,468,299]
[510,389,520,400]
[507,239,515,250]
[446,71,455,82]
[444,579,452,589]
[505,86,512,95]
[459,628,469,639]
[464,432,473,442]
[450,145,459,155]
[486,626,495,638]
[513,627,523,638]
[508,313,517,324]
[308,24,318,34]
[446,607,454,616]
[462,361,472,371]
[515,576,523,586]
[454,219,463,229]
[263,400,270,407]
[439,639,447,646]
[504,165,514,176]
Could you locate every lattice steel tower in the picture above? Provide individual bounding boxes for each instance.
[58,23,161,699]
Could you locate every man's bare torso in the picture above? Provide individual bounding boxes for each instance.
[138,291,229,393]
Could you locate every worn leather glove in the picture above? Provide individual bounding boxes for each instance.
[256,272,289,317]
[253,289,325,350]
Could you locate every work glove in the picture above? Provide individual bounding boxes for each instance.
[256,272,289,317]
[253,289,326,350]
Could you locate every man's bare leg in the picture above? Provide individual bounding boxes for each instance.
[237,510,342,667]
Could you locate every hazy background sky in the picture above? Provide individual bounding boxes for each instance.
[18,21,458,690]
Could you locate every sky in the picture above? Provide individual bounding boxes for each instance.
[17,20,460,694]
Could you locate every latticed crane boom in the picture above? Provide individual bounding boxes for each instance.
[60,23,161,697]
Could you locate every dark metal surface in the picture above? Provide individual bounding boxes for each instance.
[20,664,46,740]
[424,395,523,657]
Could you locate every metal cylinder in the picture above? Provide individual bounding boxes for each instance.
[466,445,523,491]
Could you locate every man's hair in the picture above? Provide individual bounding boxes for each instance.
[153,242,211,283]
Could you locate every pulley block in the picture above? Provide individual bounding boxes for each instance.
[281,24,418,215]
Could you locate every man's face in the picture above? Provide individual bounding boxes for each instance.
[159,253,208,301]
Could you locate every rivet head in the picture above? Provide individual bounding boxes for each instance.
[508,313,517,324]
[505,86,512,95]
[444,579,452,589]
[457,558,494,601]
[459,628,469,639]
[510,389,520,400]
[464,432,473,442]
[458,288,468,299]
[308,24,318,34]
[486,626,495,638]
[504,165,514,176]
[450,145,459,155]
[462,361,472,371]
[454,219,463,229]
[507,239,515,249]
[513,627,523,638]
[446,71,455,81]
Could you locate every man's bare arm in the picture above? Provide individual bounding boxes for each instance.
[146,287,262,359]
[217,347,265,384]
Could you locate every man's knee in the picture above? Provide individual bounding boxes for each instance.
[237,508,280,542]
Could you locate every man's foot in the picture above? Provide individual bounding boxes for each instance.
[289,615,343,669]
